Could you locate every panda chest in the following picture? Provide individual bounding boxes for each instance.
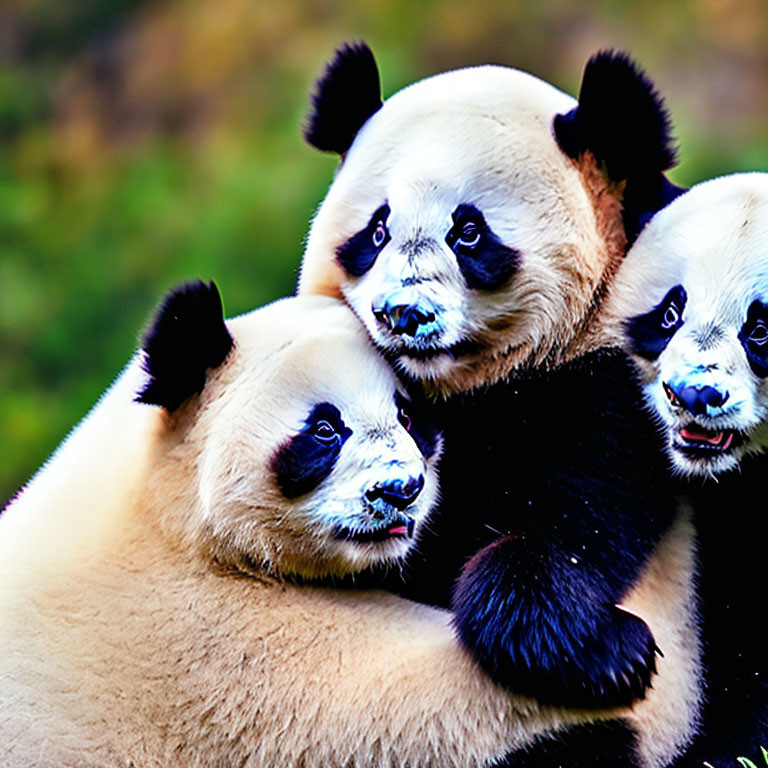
[430,350,663,541]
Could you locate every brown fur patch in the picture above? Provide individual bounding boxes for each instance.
[563,152,629,360]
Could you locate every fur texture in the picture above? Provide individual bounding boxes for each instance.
[304,41,383,155]
[608,173,768,764]
[0,284,630,767]
[298,43,701,766]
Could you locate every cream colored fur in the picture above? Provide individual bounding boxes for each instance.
[299,65,626,396]
[0,294,643,768]
[618,509,703,767]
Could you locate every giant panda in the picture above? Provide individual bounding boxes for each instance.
[0,279,640,767]
[297,43,702,767]
[608,172,768,766]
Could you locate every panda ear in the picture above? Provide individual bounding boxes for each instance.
[303,41,383,155]
[554,50,687,242]
[554,50,676,180]
[136,280,234,412]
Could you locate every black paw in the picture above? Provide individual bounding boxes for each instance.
[452,544,659,709]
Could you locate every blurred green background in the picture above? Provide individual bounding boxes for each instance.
[3,0,768,505]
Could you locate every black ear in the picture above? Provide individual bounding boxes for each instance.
[303,41,383,155]
[554,51,686,242]
[554,50,676,180]
[136,280,234,412]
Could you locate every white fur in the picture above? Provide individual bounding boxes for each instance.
[609,173,768,475]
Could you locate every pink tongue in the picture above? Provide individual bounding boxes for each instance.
[388,525,408,537]
[679,426,728,446]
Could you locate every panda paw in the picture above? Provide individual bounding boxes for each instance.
[570,604,660,708]
[451,541,659,709]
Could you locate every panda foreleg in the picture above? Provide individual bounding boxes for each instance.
[446,350,681,711]
[451,531,659,710]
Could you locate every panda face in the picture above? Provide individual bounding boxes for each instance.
[301,65,624,393]
[267,373,440,576]
[194,296,441,579]
[612,173,768,476]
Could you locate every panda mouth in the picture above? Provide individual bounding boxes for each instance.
[334,513,416,544]
[390,338,478,362]
[673,424,742,459]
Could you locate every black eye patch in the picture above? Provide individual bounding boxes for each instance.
[272,402,352,499]
[625,284,687,361]
[445,204,520,291]
[394,391,440,460]
[336,203,391,277]
[738,299,768,378]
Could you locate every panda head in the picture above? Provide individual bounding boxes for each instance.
[299,43,681,394]
[611,173,768,476]
[137,281,441,578]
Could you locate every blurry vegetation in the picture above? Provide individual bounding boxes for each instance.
[2,0,768,504]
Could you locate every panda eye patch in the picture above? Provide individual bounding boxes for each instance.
[625,284,687,361]
[336,203,391,277]
[738,300,768,377]
[445,203,520,291]
[446,206,485,253]
[272,402,352,499]
[394,392,440,459]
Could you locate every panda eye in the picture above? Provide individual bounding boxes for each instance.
[397,405,412,432]
[748,321,768,346]
[448,216,483,252]
[661,303,681,331]
[372,221,388,249]
[311,420,338,442]
[457,222,481,249]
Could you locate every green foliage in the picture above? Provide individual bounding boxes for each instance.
[737,746,768,768]
[3,0,768,505]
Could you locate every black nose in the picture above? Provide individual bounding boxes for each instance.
[372,303,435,337]
[366,475,425,511]
[672,384,729,415]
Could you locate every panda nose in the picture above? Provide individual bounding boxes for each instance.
[366,475,425,511]
[372,298,435,338]
[665,381,729,415]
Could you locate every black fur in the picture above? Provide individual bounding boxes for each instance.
[272,402,352,498]
[446,204,520,291]
[386,349,678,710]
[336,203,391,276]
[554,50,686,242]
[453,539,657,708]
[136,280,233,412]
[668,463,768,766]
[450,366,768,765]
[623,173,687,244]
[493,720,638,768]
[395,391,440,460]
[554,50,676,180]
[738,299,768,378]
[304,41,383,155]
[625,284,687,361]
